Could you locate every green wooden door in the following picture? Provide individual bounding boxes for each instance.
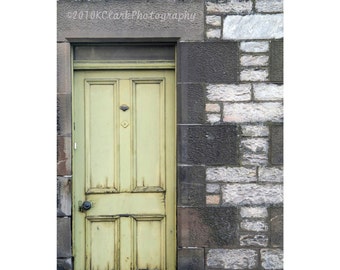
[73,69,176,270]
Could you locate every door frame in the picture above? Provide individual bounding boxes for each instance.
[71,44,177,269]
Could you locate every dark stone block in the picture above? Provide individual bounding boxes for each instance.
[178,207,238,247]
[178,42,239,83]
[57,136,72,175]
[270,125,283,165]
[57,177,72,217]
[57,94,72,137]
[57,218,72,257]
[57,258,72,270]
[178,248,205,270]
[269,39,284,83]
[178,125,238,165]
[178,165,205,206]
[57,42,71,94]
[270,207,283,247]
[177,84,205,124]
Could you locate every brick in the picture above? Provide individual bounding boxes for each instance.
[270,207,283,247]
[240,234,268,247]
[222,184,283,206]
[206,183,220,193]
[57,177,72,217]
[207,249,258,269]
[178,125,238,165]
[57,258,72,270]
[206,1,252,14]
[270,39,284,83]
[57,218,72,257]
[253,83,283,101]
[57,42,71,94]
[178,166,205,207]
[223,102,283,123]
[240,207,268,218]
[57,94,72,136]
[240,55,269,66]
[240,41,270,52]
[206,103,221,112]
[207,114,221,124]
[241,125,269,137]
[241,68,268,81]
[270,125,283,165]
[206,195,220,205]
[206,15,221,26]
[178,207,237,247]
[256,0,283,13]
[206,28,221,39]
[241,138,269,166]
[259,167,283,182]
[178,248,205,270]
[261,249,283,269]
[207,84,251,101]
[241,220,269,232]
[207,166,257,182]
[57,136,72,175]
[223,14,283,40]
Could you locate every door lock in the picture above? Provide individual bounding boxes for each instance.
[79,201,92,212]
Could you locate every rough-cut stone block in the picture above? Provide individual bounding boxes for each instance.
[206,195,220,205]
[206,28,221,39]
[206,15,221,26]
[207,84,251,101]
[241,207,268,218]
[57,177,72,217]
[57,94,72,137]
[270,125,283,165]
[222,184,283,205]
[241,69,268,81]
[259,167,283,182]
[207,249,257,269]
[241,125,269,137]
[206,1,252,14]
[177,84,205,124]
[206,183,220,193]
[206,103,221,112]
[253,83,283,101]
[223,102,283,122]
[178,166,205,207]
[241,55,269,66]
[207,114,221,124]
[178,207,237,247]
[240,41,269,52]
[256,0,283,13]
[57,258,72,270]
[178,248,205,270]
[57,218,72,257]
[223,14,283,40]
[261,249,283,269]
[57,136,72,175]
[57,42,71,94]
[178,42,239,83]
[270,39,284,83]
[241,138,269,165]
[240,234,268,247]
[270,207,283,247]
[241,220,269,232]
[178,125,238,165]
[207,166,257,182]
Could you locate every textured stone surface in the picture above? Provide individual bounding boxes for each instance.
[223,102,283,122]
[57,136,72,175]
[240,234,268,247]
[223,14,283,40]
[240,207,268,218]
[178,42,239,83]
[241,125,269,137]
[270,125,283,165]
[178,248,205,270]
[206,195,220,205]
[206,28,221,39]
[57,218,72,257]
[206,15,221,26]
[57,0,205,41]
[206,183,220,193]
[57,258,72,270]
[207,249,257,269]
[241,138,269,165]
[222,184,283,205]
[240,69,268,81]
[207,114,221,124]
[270,39,284,83]
[178,166,205,207]
[240,55,269,66]
[241,220,269,232]
[256,0,283,13]
[261,249,284,269]
[206,103,221,112]
[253,83,283,101]
[57,177,72,217]
[207,167,257,182]
[259,167,283,182]
[178,207,237,246]
[177,84,205,124]
[240,41,269,52]
[207,84,251,101]
[270,207,283,247]
[178,125,238,165]
[57,42,71,94]
[206,1,252,14]
[57,94,72,137]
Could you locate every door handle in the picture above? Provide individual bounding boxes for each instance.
[79,201,92,212]
[119,104,129,111]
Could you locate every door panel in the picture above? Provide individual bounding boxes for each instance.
[73,69,176,270]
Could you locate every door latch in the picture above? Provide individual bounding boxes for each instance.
[78,201,92,212]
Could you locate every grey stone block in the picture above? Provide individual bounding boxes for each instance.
[57,258,72,270]
[270,207,283,247]
[207,249,258,269]
[57,177,72,217]
[178,42,239,83]
[270,125,283,165]
[270,39,284,83]
[57,218,72,257]
[57,94,72,137]
[178,125,238,165]
[57,136,72,176]
[57,42,71,94]
[178,248,204,270]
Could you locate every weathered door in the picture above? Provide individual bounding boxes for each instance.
[73,69,176,270]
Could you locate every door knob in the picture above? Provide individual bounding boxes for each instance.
[120,104,129,111]
[79,201,92,212]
